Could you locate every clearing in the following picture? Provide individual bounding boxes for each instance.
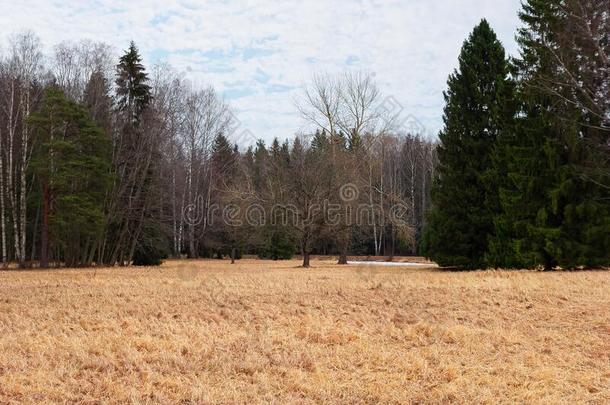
[0,259,609,403]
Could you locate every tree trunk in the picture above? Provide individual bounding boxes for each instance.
[369,163,379,256]
[188,223,196,258]
[335,225,350,265]
[337,251,348,265]
[30,204,40,262]
[0,134,7,268]
[410,152,416,255]
[420,151,428,248]
[172,166,178,257]
[300,235,311,268]
[337,232,349,264]
[4,80,18,267]
[231,247,236,264]
[40,185,50,269]
[389,224,395,261]
[18,90,30,269]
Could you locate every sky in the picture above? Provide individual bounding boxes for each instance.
[0,0,523,145]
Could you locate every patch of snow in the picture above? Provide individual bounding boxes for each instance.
[347,261,436,267]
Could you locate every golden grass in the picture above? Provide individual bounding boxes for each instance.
[0,258,609,404]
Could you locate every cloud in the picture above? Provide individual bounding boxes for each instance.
[0,0,522,142]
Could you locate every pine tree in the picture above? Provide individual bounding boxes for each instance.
[421,20,511,269]
[29,87,112,267]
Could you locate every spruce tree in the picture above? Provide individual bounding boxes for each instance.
[280,140,291,165]
[115,41,151,123]
[492,0,610,269]
[421,20,511,269]
[112,41,163,266]
[252,140,268,192]
[311,129,329,151]
[261,137,297,260]
[208,133,242,259]
[212,133,237,178]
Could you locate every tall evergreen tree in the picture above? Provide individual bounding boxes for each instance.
[105,41,160,266]
[211,133,237,179]
[207,133,241,258]
[422,20,511,269]
[252,140,268,192]
[492,0,610,270]
[115,41,151,123]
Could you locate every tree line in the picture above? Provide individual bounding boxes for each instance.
[0,35,437,268]
[422,0,609,270]
[2,0,605,270]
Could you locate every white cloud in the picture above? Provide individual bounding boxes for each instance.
[0,0,522,143]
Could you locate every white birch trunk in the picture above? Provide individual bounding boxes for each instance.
[0,128,6,267]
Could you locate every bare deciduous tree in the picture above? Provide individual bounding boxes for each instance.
[0,31,44,268]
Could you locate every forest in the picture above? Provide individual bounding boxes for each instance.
[0,0,608,270]
[0,40,437,269]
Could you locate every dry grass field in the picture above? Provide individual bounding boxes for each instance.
[0,258,609,404]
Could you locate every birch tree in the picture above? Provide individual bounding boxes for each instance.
[1,32,44,267]
[181,86,234,258]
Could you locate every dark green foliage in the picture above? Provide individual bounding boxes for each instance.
[6,10,605,271]
[29,87,112,267]
[490,0,610,269]
[490,105,567,269]
[311,129,329,150]
[258,230,297,260]
[115,41,151,123]
[212,133,238,176]
[132,252,162,266]
[132,220,169,266]
[423,4,609,270]
[280,140,291,164]
[104,41,160,266]
[252,140,269,191]
[421,20,511,269]
[207,133,242,259]
[250,136,297,260]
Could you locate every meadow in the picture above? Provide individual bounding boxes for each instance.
[0,258,609,403]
